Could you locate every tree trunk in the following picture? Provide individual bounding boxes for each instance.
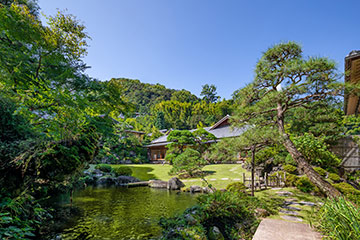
[276,104,341,198]
[251,146,256,196]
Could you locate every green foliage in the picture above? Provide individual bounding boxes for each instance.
[313,167,327,177]
[204,138,240,163]
[318,197,360,240]
[295,176,315,193]
[113,166,132,176]
[197,191,258,239]
[283,164,297,174]
[154,111,167,129]
[226,182,247,193]
[285,173,299,187]
[328,173,341,183]
[332,182,360,204]
[95,164,113,173]
[290,133,341,169]
[200,84,219,103]
[169,148,206,177]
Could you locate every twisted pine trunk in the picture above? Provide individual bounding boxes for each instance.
[277,103,341,198]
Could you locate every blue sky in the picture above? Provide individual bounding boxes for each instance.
[38,0,360,99]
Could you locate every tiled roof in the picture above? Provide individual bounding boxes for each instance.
[146,116,247,147]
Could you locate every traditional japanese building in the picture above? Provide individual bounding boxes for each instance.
[344,50,360,115]
[144,115,246,162]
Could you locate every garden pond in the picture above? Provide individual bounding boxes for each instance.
[56,185,196,240]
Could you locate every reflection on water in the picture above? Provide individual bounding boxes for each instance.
[59,186,196,240]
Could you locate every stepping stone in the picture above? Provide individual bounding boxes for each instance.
[282,205,301,211]
[299,201,316,206]
[221,178,229,180]
[233,178,241,181]
[276,191,293,196]
[283,201,301,206]
[280,215,303,222]
[210,179,217,181]
[279,209,300,216]
[272,187,282,190]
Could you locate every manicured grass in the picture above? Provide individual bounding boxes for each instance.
[111,164,249,189]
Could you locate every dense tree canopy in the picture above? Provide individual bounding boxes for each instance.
[233,42,342,197]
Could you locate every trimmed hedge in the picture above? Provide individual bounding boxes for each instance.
[333,182,360,204]
[328,173,340,183]
[283,164,297,174]
[113,166,133,176]
[285,173,299,187]
[295,176,315,193]
[313,167,327,177]
[95,164,113,173]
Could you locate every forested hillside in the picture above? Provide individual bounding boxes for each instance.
[110,78,234,131]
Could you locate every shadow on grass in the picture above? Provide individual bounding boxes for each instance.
[128,166,157,181]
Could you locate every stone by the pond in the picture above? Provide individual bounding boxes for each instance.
[299,201,316,206]
[148,180,168,188]
[167,177,185,190]
[115,176,139,185]
[280,215,303,222]
[276,191,293,196]
[97,176,116,185]
[208,226,224,240]
[283,205,301,211]
[279,209,300,216]
[202,187,214,194]
[190,185,203,193]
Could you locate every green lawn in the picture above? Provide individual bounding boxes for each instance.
[112,164,250,189]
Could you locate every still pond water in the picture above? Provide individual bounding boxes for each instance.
[58,186,196,240]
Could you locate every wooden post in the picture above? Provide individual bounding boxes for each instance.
[264,172,268,189]
[251,146,256,196]
[243,173,246,184]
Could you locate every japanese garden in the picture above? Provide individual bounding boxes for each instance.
[0,1,359,240]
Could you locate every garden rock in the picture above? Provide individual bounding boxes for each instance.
[280,215,303,222]
[299,201,316,206]
[282,205,301,211]
[115,176,139,185]
[97,176,116,185]
[167,177,185,190]
[202,187,214,194]
[148,180,168,188]
[208,226,224,240]
[255,208,270,218]
[279,209,300,216]
[276,191,293,196]
[190,185,203,193]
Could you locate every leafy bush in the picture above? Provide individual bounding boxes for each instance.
[283,164,297,174]
[95,164,113,173]
[291,133,341,169]
[226,182,247,193]
[113,166,132,176]
[295,176,315,193]
[333,182,360,204]
[318,197,360,240]
[197,191,259,239]
[169,148,206,177]
[328,173,340,183]
[313,167,327,177]
[285,173,299,187]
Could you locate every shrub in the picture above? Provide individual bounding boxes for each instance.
[113,166,132,176]
[169,148,206,177]
[313,167,327,177]
[318,197,360,239]
[328,173,340,183]
[226,182,247,193]
[285,173,299,187]
[283,164,297,174]
[295,176,314,193]
[333,182,360,204]
[95,164,113,173]
[197,191,259,239]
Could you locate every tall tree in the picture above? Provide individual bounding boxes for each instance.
[200,84,219,103]
[233,42,342,198]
